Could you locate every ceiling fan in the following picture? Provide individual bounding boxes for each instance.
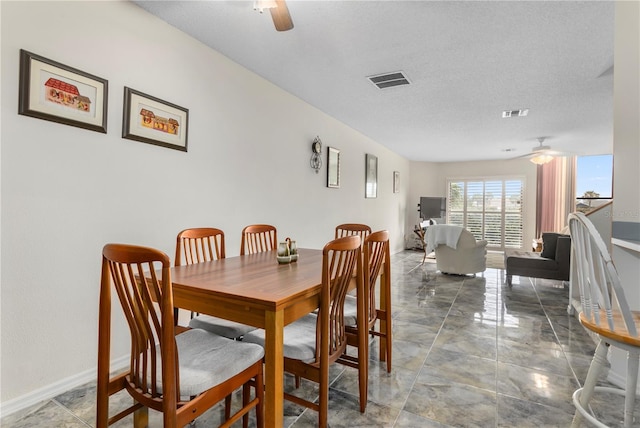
[513,137,569,165]
[254,0,294,32]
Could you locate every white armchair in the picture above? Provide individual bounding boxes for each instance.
[425,225,487,275]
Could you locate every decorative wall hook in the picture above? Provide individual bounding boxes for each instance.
[310,136,322,173]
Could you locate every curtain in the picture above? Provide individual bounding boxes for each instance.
[536,156,576,238]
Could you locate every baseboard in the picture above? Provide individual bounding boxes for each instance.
[0,355,128,418]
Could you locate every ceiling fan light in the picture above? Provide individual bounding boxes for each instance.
[530,154,554,165]
[254,0,277,13]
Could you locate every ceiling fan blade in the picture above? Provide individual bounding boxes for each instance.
[270,0,293,31]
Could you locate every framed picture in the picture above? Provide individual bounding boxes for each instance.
[365,154,378,198]
[327,147,341,188]
[393,171,400,193]
[122,87,189,152]
[18,49,108,133]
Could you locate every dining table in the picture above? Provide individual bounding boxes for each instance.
[98,247,390,427]
[171,247,327,427]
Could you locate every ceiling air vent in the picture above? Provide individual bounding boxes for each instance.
[368,71,410,89]
[502,109,529,118]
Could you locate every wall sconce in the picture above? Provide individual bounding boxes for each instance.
[310,136,322,173]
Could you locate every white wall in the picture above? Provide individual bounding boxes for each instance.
[608,0,640,389]
[408,159,538,250]
[0,1,410,407]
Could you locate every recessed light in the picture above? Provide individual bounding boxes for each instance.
[502,109,529,118]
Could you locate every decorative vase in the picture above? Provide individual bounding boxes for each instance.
[289,240,298,262]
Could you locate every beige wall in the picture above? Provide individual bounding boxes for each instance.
[0,1,409,409]
[609,0,640,389]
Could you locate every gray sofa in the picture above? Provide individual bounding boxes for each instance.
[504,233,571,286]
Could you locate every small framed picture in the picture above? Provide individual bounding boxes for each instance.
[18,49,108,133]
[327,147,340,188]
[365,154,378,198]
[393,171,400,193]
[122,87,189,152]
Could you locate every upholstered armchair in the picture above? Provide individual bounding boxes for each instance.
[425,225,488,275]
[504,232,571,286]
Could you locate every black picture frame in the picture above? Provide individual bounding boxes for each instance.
[122,87,189,152]
[18,49,108,133]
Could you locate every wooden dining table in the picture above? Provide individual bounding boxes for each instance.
[97,247,390,427]
[170,248,327,427]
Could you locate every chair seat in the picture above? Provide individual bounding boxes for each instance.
[579,310,640,347]
[188,314,257,339]
[505,251,558,270]
[343,295,358,327]
[244,314,318,362]
[147,328,264,397]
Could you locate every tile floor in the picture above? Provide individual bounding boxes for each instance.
[2,250,637,427]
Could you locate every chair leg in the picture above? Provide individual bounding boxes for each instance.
[255,369,264,428]
[357,341,368,413]
[384,320,392,373]
[242,383,250,428]
[224,394,232,421]
[572,340,609,427]
[624,350,639,428]
[133,407,148,428]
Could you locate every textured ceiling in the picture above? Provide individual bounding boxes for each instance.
[133,0,614,162]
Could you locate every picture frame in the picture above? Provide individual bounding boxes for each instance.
[18,49,108,133]
[327,146,341,188]
[122,87,189,152]
[393,171,400,193]
[365,153,378,198]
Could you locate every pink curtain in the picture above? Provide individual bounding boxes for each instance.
[536,157,576,238]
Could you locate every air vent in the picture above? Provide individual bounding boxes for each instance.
[502,109,529,118]
[368,71,410,89]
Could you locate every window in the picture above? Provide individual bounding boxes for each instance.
[447,177,524,250]
[575,154,613,213]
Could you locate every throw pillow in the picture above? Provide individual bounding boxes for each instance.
[540,233,561,259]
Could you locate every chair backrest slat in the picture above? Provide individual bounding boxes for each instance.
[364,230,390,325]
[240,224,277,255]
[175,228,225,266]
[568,212,638,337]
[316,235,362,364]
[335,223,372,244]
[102,244,176,399]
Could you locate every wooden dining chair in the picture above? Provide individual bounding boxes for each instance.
[338,230,392,412]
[243,235,363,427]
[335,223,372,244]
[175,228,257,339]
[96,243,264,428]
[568,213,640,428]
[240,224,277,255]
[173,227,225,322]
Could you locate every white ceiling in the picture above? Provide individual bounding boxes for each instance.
[133,0,614,162]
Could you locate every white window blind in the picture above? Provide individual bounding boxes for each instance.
[447,177,524,250]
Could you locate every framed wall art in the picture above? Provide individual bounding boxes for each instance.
[393,171,400,193]
[122,87,189,152]
[365,153,378,198]
[18,49,108,133]
[327,146,341,188]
